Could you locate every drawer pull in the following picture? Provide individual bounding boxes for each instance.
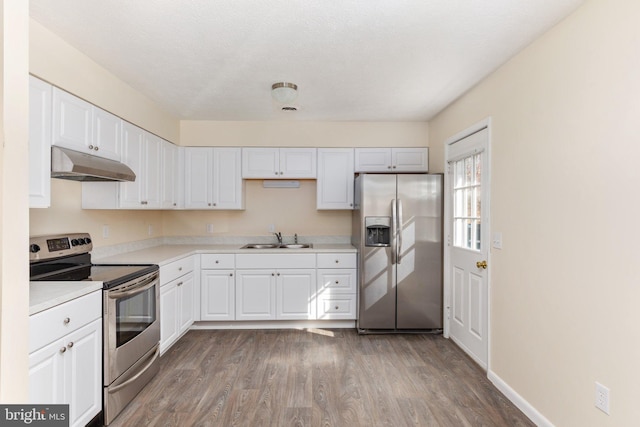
[63,317,71,325]
[229,273,233,277]
[335,260,339,263]
[67,342,74,349]
[277,272,280,276]
[215,260,219,264]
[59,347,66,354]
[178,267,183,271]
[335,306,340,310]
[335,281,339,284]
[177,282,183,287]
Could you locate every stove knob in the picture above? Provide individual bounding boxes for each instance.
[85,237,92,245]
[30,244,40,253]
[71,239,79,246]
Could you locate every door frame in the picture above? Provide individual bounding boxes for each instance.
[443,117,492,370]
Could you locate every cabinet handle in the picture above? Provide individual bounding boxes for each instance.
[215,260,219,264]
[335,306,339,310]
[280,172,284,175]
[67,342,74,349]
[271,273,275,276]
[177,282,183,287]
[387,165,392,169]
[229,273,233,277]
[274,172,278,176]
[277,272,280,276]
[350,203,353,207]
[208,203,212,206]
[213,203,217,207]
[59,347,66,354]
[335,260,339,264]
[88,145,94,150]
[63,317,70,325]
[178,267,182,271]
[141,201,148,205]
[94,146,99,151]
[335,280,339,284]
[392,165,396,169]
[173,203,177,206]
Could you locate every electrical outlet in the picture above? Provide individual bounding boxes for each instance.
[268,224,276,233]
[595,382,610,415]
[148,224,153,236]
[102,225,110,238]
[492,232,503,249]
[206,224,214,234]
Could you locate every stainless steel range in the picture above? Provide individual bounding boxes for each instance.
[30,233,160,425]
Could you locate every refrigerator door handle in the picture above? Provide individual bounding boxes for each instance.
[391,199,397,265]
[397,199,403,264]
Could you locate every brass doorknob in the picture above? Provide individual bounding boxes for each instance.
[476,260,488,269]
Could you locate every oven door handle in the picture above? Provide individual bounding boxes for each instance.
[107,274,157,299]
[108,345,160,394]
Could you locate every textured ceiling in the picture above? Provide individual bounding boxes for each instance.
[30,0,584,121]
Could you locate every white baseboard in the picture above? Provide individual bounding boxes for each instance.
[488,370,554,427]
[191,320,356,330]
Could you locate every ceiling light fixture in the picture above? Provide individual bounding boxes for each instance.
[271,82,298,104]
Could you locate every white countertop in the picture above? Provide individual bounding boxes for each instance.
[94,243,357,266]
[30,281,103,316]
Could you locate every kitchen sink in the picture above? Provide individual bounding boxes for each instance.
[241,243,313,249]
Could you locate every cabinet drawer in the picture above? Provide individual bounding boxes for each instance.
[201,253,235,269]
[160,256,194,285]
[317,253,357,269]
[317,294,356,320]
[29,290,102,353]
[317,269,357,294]
[236,253,316,269]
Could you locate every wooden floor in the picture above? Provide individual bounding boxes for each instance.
[110,329,534,427]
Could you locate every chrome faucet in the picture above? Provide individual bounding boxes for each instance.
[274,232,283,245]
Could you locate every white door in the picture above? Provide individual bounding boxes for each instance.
[446,126,490,369]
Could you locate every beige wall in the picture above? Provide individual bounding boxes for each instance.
[428,0,640,425]
[0,0,29,401]
[181,120,429,148]
[30,19,179,144]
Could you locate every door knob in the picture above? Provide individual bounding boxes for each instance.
[476,260,488,269]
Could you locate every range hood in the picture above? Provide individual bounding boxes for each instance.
[51,146,136,182]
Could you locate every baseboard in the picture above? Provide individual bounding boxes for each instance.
[191,320,356,330]
[488,370,554,427]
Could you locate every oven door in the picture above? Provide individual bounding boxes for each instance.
[104,270,160,385]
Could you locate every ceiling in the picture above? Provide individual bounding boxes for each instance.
[30,0,584,122]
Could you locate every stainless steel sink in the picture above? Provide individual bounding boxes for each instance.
[241,243,313,249]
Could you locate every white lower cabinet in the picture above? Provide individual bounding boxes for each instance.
[28,291,102,427]
[200,254,236,321]
[236,270,277,320]
[316,253,358,319]
[159,256,196,354]
[276,269,316,320]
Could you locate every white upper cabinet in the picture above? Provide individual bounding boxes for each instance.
[161,140,178,209]
[52,88,121,161]
[119,123,162,209]
[29,76,52,208]
[242,147,316,178]
[355,147,428,172]
[317,148,354,210]
[184,147,243,210]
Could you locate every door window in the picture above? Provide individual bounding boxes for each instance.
[452,153,482,251]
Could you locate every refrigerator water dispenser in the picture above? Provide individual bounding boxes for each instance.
[365,217,391,247]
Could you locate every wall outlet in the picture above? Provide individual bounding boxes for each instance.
[595,382,610,415]
[268,224,276,233]
[148,224,153,236]
[492,232,503,249]
[102,225,110,238]
[206,223,214,234]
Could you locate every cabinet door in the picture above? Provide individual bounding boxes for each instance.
[119,122,145,208]
[354,148,392,172]
[276,269,316,320]
[317,148,354,210]
[178,272,195,334]
[160,282,179,354]
[235,270,276,320]
[52,88,92,154]
[280,148,317,178]
[144,133,162,208]
[29,338,65,405]
[92,107,121,161]
[213,147,244,209]
[242,148,279,178]
[392,147,428,172]
[201,270,235,321]
[184,147,213,209]
[65,319,102,427]
[29,76,52,208]
[161,140,177,209]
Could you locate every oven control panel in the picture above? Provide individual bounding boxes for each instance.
[29,233,93,262]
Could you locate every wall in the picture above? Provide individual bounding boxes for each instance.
[0,0,29,401]
[428,0,640,425]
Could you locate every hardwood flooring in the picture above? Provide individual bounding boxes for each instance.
[110,329,534,427]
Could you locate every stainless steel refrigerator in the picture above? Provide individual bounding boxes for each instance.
[352,174,443,332]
